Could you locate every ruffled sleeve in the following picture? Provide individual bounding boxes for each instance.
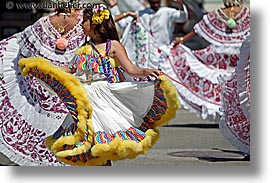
[193,7,250,47]
[16,16,85,67]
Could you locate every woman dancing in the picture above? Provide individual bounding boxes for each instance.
[18,3,180,166]
[0,0,86,166]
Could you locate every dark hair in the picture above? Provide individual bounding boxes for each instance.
[148,0,161,3]
[223,0,244,7]
[55,0,79,15]
[83,4,120,42]
[55,8,72,15]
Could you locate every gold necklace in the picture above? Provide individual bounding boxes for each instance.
[52,16,69,34]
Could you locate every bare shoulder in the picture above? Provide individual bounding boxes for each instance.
[111,40,123,47]
[110,40,124,51]
[108,40,125,57]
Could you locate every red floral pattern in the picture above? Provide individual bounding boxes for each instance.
[219,36,250,154]
[0,81,64,165]
[170,45,228,106]
[220,74,250,151]
[0,37,66,165]
[0,16,85,165]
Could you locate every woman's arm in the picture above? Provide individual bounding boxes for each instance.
[172,30,197,46]
[114,11,138,22]
[111,40,161,78]
[174,0,183,10]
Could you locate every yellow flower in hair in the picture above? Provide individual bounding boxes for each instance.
[92,4,110,25]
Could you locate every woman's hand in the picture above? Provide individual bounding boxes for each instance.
[62,65,76,74]
[124,11,138,20]
[115,11,138,22]
[172,31,197,46]
[143,68,162,78]
[128,12,138,19]
[172,36,185,46]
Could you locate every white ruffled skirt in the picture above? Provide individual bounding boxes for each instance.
[218,36,250,154]
[0,36,68,166]
[159,44,239,120]
[58,79,157,135]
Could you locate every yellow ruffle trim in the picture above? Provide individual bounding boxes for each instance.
[154,75,181,127]
[46,128,160,166]
[18,57,179,166]
[19,56,95,160]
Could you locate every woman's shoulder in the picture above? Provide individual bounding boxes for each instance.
[110,40,121,45]
[109,40,123,50]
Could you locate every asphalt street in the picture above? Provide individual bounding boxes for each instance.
[113,108,250,166]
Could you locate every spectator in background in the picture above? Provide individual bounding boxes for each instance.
[107,0,139,38]
[121,0,188,69]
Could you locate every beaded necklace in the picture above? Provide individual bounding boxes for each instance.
[70,40,125,83]
[91,40,125,83]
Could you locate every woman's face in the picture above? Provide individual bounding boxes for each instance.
[82,15,92,36]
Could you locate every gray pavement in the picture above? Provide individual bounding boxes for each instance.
[0,108,250,166]
[113,108,250,166]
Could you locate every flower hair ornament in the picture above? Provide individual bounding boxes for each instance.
[92,4,110,25]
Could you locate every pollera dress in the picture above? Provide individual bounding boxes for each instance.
[218,35,250,155]
[160,7,250,120]
[0,15,85,166]
[18,39,180,166]
[122,6,250,120]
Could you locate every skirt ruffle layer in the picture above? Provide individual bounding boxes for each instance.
[0,37,67,166]
[218,36,250,154]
